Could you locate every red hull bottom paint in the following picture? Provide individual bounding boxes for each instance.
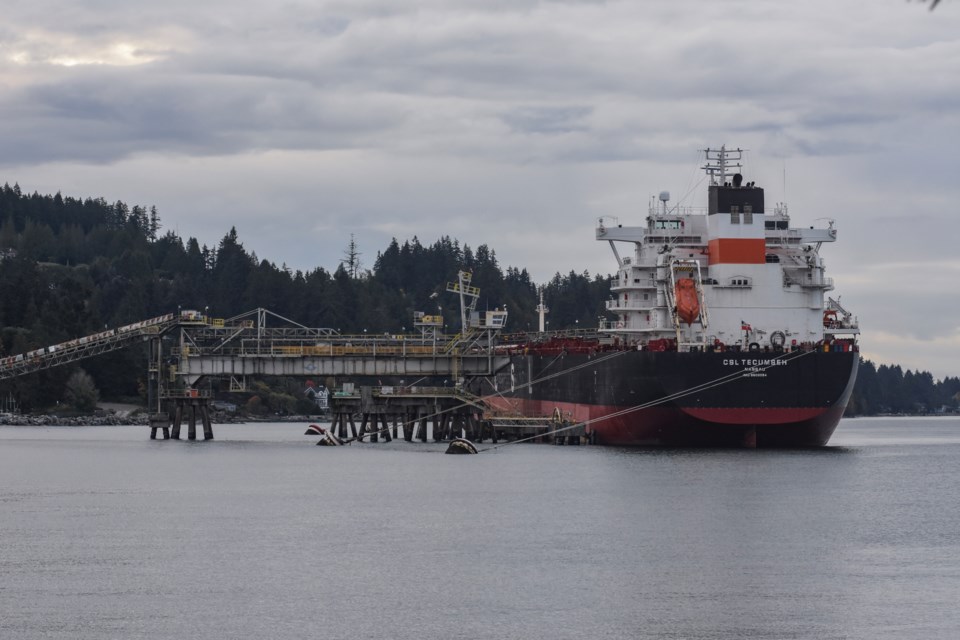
[484,397,845,447]
[489,349,859,447]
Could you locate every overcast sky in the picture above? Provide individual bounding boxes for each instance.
[1,0,958,378]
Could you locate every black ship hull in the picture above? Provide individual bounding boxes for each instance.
[487,348,859,447]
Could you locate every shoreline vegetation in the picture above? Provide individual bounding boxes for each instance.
[2,185,958,417]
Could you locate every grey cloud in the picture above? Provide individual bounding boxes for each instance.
[500,106,592,135]
[0,65,408,165]
[5,1,953,167]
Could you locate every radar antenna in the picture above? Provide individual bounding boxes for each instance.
[702,145,744,186]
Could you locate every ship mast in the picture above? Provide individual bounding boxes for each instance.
[536,287,549,333]
[702,145,743,186]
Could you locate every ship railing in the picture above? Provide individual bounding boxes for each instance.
[610,278,658,291]
[598,319,622,331]
[598,319,660,332]
[824,320,860,334]
[798,275,834,289]
[605,300,657,312]
[782,271,834,289]
[644,234,703,245]
[598,319,630,331]
[647,205,707,216]
[766,229,803,246]
[766,226,837,246]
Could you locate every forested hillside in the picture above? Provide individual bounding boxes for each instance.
[1,183,957,415]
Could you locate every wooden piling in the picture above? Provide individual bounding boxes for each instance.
[187,403,197,440]
[332,412,345,438]
[149,413,170,440]
[438,413,450,440]
[201,404,214,440]
[171,402,183,439]
[432,410,442,443]
[418,410,428,442]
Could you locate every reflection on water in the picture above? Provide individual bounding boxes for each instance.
[1,417,959,639]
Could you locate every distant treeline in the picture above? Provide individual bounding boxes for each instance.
[848,361,959,416]
[0,182,957,415]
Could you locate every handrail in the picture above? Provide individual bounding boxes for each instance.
[0,314,181,381]
[0,308,510,381]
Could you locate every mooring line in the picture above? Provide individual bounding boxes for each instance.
[341,348,633,443]
[338,346,814,449]
[477,348,817,452]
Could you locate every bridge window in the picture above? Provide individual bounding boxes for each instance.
[654,220,681,230]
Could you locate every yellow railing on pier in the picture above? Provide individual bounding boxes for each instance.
[270,344,440,357]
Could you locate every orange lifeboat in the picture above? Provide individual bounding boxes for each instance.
[675,278,700,324]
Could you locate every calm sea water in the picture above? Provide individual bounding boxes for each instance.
[2,417,959,640]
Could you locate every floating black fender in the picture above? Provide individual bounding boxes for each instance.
[445,438,478,454]
[316,431,344,446]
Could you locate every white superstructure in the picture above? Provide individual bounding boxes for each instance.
[596,146,858,352]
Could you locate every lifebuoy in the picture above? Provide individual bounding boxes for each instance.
[770,331,786,349]
[616,320,625,329]
[748,342,760,351]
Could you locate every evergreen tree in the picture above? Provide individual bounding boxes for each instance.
[148,206,161,240]
[210,228,254,316]
[65,369,100,412]
[341,234,363,279]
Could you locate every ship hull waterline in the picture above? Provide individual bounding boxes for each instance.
[486,350,860,448]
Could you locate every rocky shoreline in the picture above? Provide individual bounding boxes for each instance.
[0,413,151,426]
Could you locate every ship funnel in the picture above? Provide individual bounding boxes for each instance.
[732,173,743,187]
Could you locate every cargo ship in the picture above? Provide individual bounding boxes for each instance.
[488,146,859,447]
